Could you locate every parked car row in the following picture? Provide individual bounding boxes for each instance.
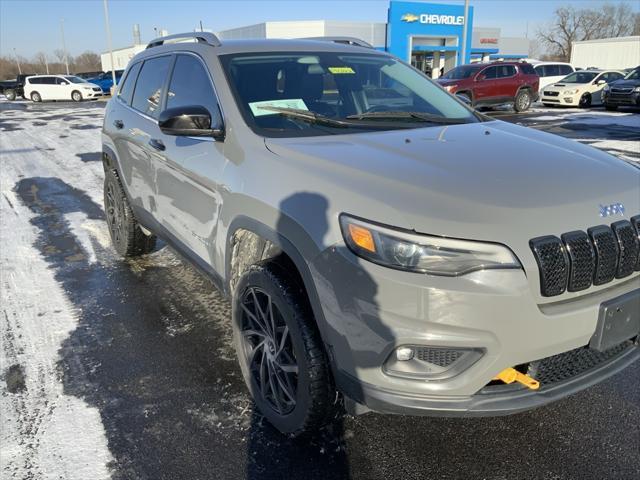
[23,75,104,102]
[438,60,638,113]
[0,68,125,102]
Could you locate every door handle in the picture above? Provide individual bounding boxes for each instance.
[148,138,166,151]
[113,119,124,129]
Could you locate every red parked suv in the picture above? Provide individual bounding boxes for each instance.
[437,61,539,112]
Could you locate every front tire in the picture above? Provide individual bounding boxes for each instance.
[232,262,335,436]
[71,90,83,102]
[30,92,41,102]
[103,168,156,257]
[514,89,532,112]
[5,89,16,101]
[579,93,592,108]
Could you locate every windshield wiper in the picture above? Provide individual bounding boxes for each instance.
[346,111,466,124]
[257,106,355,128]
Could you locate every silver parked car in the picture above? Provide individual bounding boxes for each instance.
[102,33,640,435]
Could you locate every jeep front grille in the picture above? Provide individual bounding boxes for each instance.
[530,215,640,296]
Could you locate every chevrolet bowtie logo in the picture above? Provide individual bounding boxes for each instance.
[401,13,419,22]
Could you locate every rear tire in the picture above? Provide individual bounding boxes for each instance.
[30,92,41,102]
[514,89,532,112]
[232,262,335,436]
[103,168,156,257]
[71,90,83,102]
[5,89,16,101]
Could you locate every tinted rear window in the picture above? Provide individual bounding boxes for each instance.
[131,56,172,118]
[118,62,142,106]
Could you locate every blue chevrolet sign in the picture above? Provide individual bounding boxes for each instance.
[387,1,474,65]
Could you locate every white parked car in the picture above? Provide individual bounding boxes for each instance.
[529,61,575,91]
[24,75,103,102]
[540,70,626,108]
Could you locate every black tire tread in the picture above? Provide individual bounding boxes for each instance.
[514,89,531,112]
[104,169,156,257]
[238,261,335,436]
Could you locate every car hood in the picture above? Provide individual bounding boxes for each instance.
[264,121,640,247]
[544,83,587,91]
[611,79,640,88]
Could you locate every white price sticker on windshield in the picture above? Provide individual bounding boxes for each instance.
[249,99,308,117]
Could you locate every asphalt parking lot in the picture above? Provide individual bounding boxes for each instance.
[1,98,639,480]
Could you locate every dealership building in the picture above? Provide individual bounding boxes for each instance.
[102,1,530,76]
[217,1,530,77]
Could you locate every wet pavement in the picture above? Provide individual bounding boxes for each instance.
[1,99,639,480]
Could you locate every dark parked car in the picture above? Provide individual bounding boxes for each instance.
[437,61,539,112]
[602,67,640,110]
[0,74,37,100]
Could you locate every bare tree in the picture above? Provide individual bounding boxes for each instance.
[74,51,101,73]
[537,2,639,61]
[34,52,49,73]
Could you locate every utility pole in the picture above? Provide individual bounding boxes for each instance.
[60,19,70,75]
[103,0,117,92]
[44,55,49,74]
[200,20,204,32]
[460,0,469,65]
[13,48,22,75]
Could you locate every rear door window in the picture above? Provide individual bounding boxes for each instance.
[118,61,142,106]
[497,65,516,78]
[131,56,172,119]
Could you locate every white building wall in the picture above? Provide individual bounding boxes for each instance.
[571,36,640,69]
[101,45,145,71]
[217,23,267,40]
[266,21,326,39]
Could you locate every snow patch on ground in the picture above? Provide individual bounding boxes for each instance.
[1,103,114,479]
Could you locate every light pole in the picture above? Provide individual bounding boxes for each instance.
[460,0,469,65]
[103,0,117,93]
[13,48,22,75]
[60,18,70,75]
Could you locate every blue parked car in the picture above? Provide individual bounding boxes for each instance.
[88,70,124,93]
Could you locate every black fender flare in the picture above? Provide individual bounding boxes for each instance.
[225,215,330,345]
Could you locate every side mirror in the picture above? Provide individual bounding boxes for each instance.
[476,74,486,82]
[159,105,225,141]
[595,80,606,85]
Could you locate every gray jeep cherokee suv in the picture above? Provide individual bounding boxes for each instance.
[102,32,640,435]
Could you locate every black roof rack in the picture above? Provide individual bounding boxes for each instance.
[146,32,221,49]
[301,36,373,49]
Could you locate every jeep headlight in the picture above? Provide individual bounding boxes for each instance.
[634,86,640,92]
[340,215,521,276]
[563,89,579,95]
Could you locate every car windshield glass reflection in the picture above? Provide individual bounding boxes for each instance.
[561,72,598,83]
[221,51,480,137]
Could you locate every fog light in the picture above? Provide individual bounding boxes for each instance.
[396,347,414,361]
[384,346,484,380]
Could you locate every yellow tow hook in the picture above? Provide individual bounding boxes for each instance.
[493,367,540,390]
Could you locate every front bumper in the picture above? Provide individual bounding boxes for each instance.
[310,245,640,416]
[339,339,639,416]
[603,91,640,106]
[83,89,103,98]
[540,91,580,106]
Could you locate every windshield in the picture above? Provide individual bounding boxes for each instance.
[65,76,86,84]
[220,52,479,137]
[440,65,481,80]
[560,71,598,83]
[624,69,639,80]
